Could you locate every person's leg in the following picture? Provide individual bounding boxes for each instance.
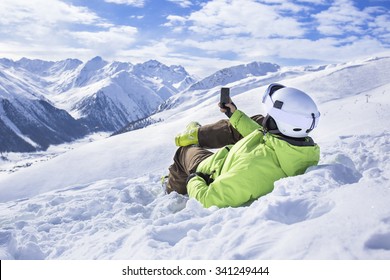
[167,146,213,195]
[198,115,265,148]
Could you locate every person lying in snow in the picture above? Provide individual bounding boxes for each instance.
[164,83,321,208]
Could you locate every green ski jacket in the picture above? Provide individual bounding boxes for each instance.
[187,110,320,208]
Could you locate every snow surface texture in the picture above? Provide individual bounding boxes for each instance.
[0,56,390,259]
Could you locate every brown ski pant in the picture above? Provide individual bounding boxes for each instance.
[167,115,264,195]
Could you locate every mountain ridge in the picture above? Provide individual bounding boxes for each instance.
[0,56,198,152]
[0,57,289,152]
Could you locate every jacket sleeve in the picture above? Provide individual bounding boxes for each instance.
[229,110,261,137]
[187,160,275,208]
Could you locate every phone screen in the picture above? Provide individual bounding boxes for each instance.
[221,87,230,105]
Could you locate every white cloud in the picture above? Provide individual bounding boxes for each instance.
[0,0,102,26]
[169,0,306,39]
[131,15,145,19]
[0,0,108,61]
[164,15,187,32]
[118,40,173,60]
[266,37,386,62]
[159,0,389,76]
[164,15,187,26]
[293,0,327,4]
[70,26,138,47]
[0,0,106,44]
[371,13,390,43]
[313,0,380,36]
[167,0,193,8]
[0,0,140,62]
[104,0,145,7]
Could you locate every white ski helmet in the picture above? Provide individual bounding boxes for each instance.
[261,83,320,138]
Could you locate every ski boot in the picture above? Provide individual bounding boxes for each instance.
[175,121,201,147]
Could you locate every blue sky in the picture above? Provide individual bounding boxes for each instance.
[0,0,389,76]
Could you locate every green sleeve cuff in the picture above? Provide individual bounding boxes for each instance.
[229,110,261,137]
[229,110,244,127]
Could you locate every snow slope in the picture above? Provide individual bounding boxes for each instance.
[0,56,389,260]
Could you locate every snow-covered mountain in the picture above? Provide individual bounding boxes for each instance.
[0,57,311,153]
[0,63,88,152]
[188,61,280,91]
[132,60,197,98]
[0,55,389,260]
[23,56,196,131]
[0,57,197,151]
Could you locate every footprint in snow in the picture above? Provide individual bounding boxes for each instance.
[263,198,335,225]
[364,217,390,251]
[364,232,390,251]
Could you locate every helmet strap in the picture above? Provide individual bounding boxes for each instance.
[306,113,316,133]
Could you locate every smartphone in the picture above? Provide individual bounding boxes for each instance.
[220,87,230,107]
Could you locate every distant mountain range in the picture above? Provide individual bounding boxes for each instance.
[0,57,198,152]
[188,61,280,91]
[1,57,292,152]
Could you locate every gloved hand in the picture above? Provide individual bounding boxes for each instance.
[219,100,237,118]
[186,172,214,185]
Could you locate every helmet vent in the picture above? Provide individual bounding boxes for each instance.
[293,128,302,131]
[273,100,284,109]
